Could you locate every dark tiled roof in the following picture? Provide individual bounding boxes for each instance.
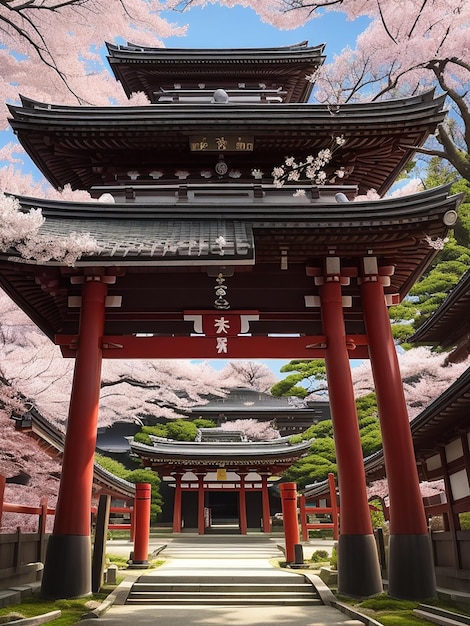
[8,91,446,195]
[106,41,325,103]
[41,216,254,265]
[130,434,312,465]
[410,268,470,356]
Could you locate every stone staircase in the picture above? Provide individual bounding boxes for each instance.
[126,572,323,606]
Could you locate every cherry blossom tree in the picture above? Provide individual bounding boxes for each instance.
[0,192,100,265]
[367,478,448,530]
[0,0,187,130]
[218,361,278,392]
[0,407,61,532]
[0,0,190,214]
[0,290,234,430]
[367,478,445,507]
[218,418,280,441]
[176,0,470,183]
[351,346,470,420]
[99,359,229,427]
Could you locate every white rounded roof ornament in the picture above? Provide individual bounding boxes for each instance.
[212,88,230,103]
[443,210,458,226]
[98,193,115,203]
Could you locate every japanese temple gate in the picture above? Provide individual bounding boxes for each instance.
[2,41,464,600]
[131,429,312,535]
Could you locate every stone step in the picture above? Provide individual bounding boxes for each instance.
[414,604,470,626]
[138,575,305,584]
[126,574,322,606]
[127,596,323,606]
[130,589,316,598]
[132,579,314,593]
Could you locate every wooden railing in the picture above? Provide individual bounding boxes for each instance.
[299,473,340,540]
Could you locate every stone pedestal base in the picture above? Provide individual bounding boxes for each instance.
[41,535,91,599]
[338,533,383,598]
[388,534,436,600]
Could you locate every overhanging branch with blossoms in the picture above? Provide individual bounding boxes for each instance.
[267,135,347,194]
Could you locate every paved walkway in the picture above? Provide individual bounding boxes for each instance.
[80,535,365,625]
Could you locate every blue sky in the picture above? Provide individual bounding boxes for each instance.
[162,4,369,56]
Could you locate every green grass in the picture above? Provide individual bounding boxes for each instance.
[0,594,108,625]
[0,555,165,625]
[338,593,470,626]
[106,553,130,569]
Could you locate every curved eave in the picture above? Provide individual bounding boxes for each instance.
[363,366,470,477]
[8,92,446,195]
[130,437,312,463]
[23,407,135,499]
[106,40,325,58]
[10,181,460,222]
[9,90,445,124]
[105,41,326,66]
[105,41,325,102]
[409,365,470,454]
[410,268,470,348]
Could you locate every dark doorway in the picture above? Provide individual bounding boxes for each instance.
[207,491,239,532]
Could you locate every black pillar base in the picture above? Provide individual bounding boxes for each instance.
[128,560,150,569]
[388,534,436,600]
[338,533,383,598]
[41,534,91,599]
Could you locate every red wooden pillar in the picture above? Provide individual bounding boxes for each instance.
[130,508,135,542]
[320,272,382,597]
[300,494,308,542]
[261,474,271,533]
[173,473,183,533]
[361,268,436,599]
[280,482,300,563]
[132,483,151,566]
[197,473,205,535]
[41,278,107,599]
[238,473,247,535]
[328,472,339,541]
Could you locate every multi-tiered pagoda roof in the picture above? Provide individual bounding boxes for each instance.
[2,42,463,360]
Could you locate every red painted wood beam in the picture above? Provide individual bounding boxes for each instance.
[361,279,428,537]
[56,334,369,359]
[239,473,248,535]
